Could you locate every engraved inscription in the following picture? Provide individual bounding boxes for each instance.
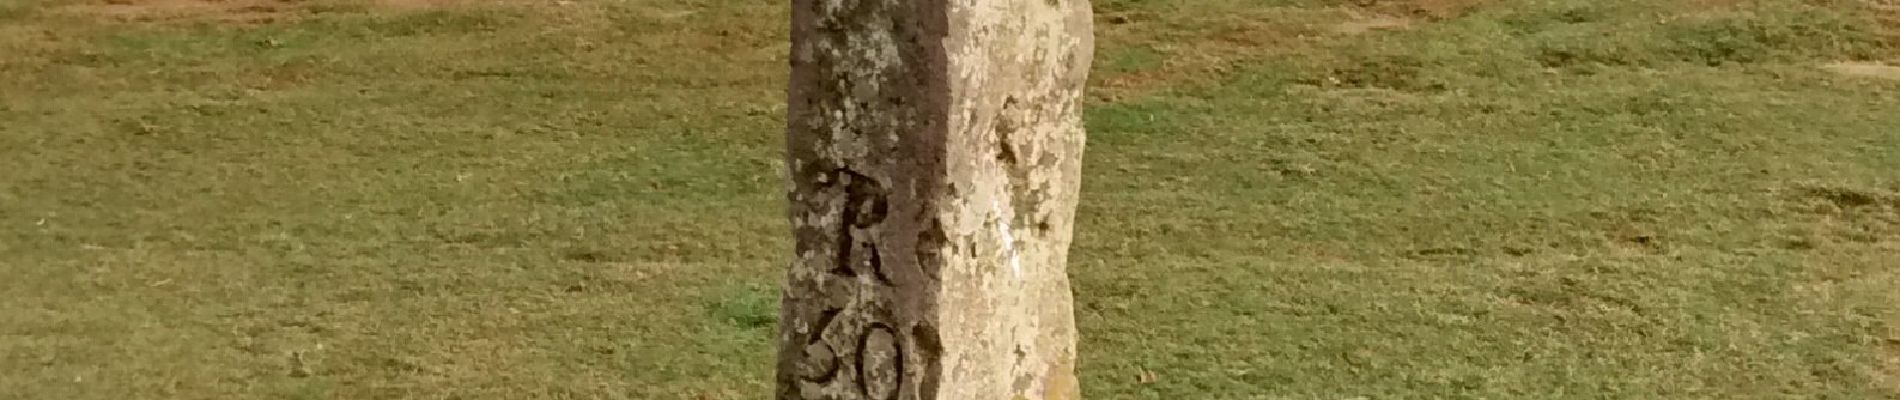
[859,325,901,400]
[791,167,913,399]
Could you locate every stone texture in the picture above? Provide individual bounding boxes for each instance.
[777,0,1093,399]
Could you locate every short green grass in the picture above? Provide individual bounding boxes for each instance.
[2,0,1897,398]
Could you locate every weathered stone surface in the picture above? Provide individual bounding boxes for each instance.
[777,0,1093,399]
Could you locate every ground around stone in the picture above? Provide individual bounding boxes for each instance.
[1,0,1896,398]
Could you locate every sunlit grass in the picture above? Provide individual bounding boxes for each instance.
[1,0,1895,398]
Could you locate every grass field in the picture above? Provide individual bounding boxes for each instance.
[2,0,1898,398]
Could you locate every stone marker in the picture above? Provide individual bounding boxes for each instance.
[777,0,1094,399]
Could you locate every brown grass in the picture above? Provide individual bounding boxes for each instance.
[1332,13,1412,35]
[1096,30,1309,97]
[1882,298,1900,396]
[1090,6,1335,100]
[1091,0,1512,100]
[1871,0,1900,41]
[1886,345,1900,395]
[59,0,295,23]
[53,0,508,23]
[1824,61,1900,80]
[1357,0,1496,20]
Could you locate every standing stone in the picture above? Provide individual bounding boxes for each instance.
[777,0,1093,399]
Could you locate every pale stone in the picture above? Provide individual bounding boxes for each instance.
[776,0,1093,399]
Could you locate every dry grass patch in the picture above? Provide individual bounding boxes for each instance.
[1885,338,1900,396]
[1331,13,1412,35]
[1870,0,1900,42]
[59,0,296,23]
[54,0,519,23]
[1091,6,1336,99]
[1092,0,1512,100]
[1356,0,1496,20]
[1824,61,1900,80]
